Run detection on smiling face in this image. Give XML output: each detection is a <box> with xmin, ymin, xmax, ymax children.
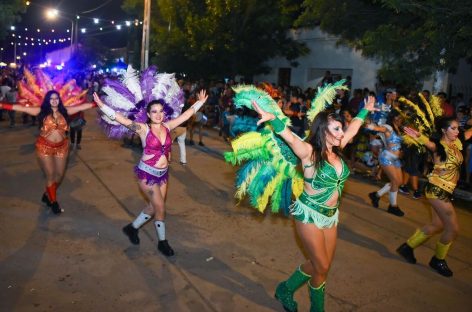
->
<box><xmin>147</xmin><ymin>103</ymin><xmax>165</xmax><ymax>124</ymax></box>
<box><xmin>325</xmin><ymin>119</ymin><xmax>344</xmax><ymax>147</ymax></box>
<box><xmin>49</xmin><ymin>92</ymin><xmax>60</xmax><ymax>108</ymax></box>
<box><xmin>442</xmin><ymin>120</ymin><xmax>460</xmax><ymax>141</ymax></box>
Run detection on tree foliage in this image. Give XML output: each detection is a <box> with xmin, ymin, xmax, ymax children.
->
<box><xmin>297</xmin><ymin>0</ymin><xmax>472</xmax><ymax>86</ymax></box>
<box><xmin>0</xmin><ymin>0</ymin><xmax>26</xmax><ymax>39</ymax></box>
<box><xmin>123</xmin><ymin>0</ymin><xmax>307</xmax><ymax>79</ymax></box>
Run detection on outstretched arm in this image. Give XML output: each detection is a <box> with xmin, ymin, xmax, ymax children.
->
<box><xmin>66</xmin><ymin>102</ymin><xmax>97</xmax><ymax>115</ymax></box>
<box><xmin>166</xmin><ymin>89</ymin><xmax>208</xmax><ymax>130</ymax></box>
<box><xmin>404</xmin><ymin>126</ymin><xmax>437</xmax><ymax>152</ymax></box>
<box><xmin>0</xmin><ymin>103</ymin><xmax>40</xmax><ymax>116</ymax></box>
<box><xmin>93</xmin><ymin>93</ymin><xmax>146</xmax><ymax>135</ymax></box>
<box><xmin>340</xmin><ymin>95</ymin><xmax>376</xmax><ymax>148</ymax></box>
<box><xmin>252</xmin><ymin>101</ymin><xmax>312</xmax><ymax>161</ymax></box>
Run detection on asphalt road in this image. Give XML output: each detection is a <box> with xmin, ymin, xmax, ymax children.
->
<box><xmin>1</xmin><ymin>111</ymin><xmax>471</xmax><ymax>311</ymax></box>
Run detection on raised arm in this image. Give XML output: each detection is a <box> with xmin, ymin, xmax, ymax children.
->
<box><xmin>252</xmin><ymin>101</ymin><xmax>312</xmax><ymax>161</ymax></box>
<box><xmin>66</xmin><ymin>102</ymin><xmax>97</xmax><ymax>115</ymax></box>
<box><xmin>0</xmin><ymin>103</ymin><xmax>40</xmax><ymax>116</ymax></box>
<box><xmin>404</xmin><ymin>126</ymin><xmax>437</xmax><ymax>152</ymax></box>
<box><xmin>340</xmin><ymin>95</ymin><xmax>376</xmax><ymax>148</ymax></box>
<box><xmin>93</xmin><ymin>92</ymin><xmax>146</xmax><ymax>135</ymax></box>
<box><xmin>166</xmin><ymin>89</ymin><xmax>208</xmax><ymax>130</ymax></box>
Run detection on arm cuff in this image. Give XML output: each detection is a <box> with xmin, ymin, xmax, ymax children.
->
<box><xmin>270</xmin><ymin>117</ymin><xmax>286</xmax><ymax>134</ymax></box>
<box><xmin>354</xmin><ymin>108</ymin><xmax>369</xmax><ymax>122</ymax></box>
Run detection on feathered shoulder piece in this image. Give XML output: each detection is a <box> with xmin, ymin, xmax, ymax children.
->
<box><xmin>232</xmin><ymin>85</ymin><xmax>291</xmax><ymax>127</ymax></box>
<box><xmin>397</xmin><ymin>93</ymin><xmax>443</xmax><ymax>149</ymax></box>
<box><xmin>99</xmin><ymin>65</ymin><xmax>184</xmax><ymax>139</ymax></box>
<box><xmin>225</xmin><ymin>84</ymin><xmax>304</xmax><ymax>215</ymax></box>
<box><xmin>18</xmin><ymin>68</ymin><xmax>86</xmax><ymax>107</ymax></box>
<box><xmin>224</xmin><ymin>127</ymin><xmax>303</xmax><ymax>214</ymax></box>
<box><xmin>307</xmin><ymin>79</ymin><xmax>348</xmax><ymax>123</ymax></box>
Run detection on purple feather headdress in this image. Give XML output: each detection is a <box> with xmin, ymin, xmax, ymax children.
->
<box><xmin>98</xmin><ymin>65</ymin><xmax>184</xmax><ymax>139</ymax></box>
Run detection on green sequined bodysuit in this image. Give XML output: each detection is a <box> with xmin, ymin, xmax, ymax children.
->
<box><xmin>291</xmin><ymin>159</ymin><xmax>350</xmax><ymax>228</ymax></box>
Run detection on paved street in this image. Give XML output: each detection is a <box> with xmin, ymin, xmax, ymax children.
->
<box><xmin>1</xmin><ymin>111</ymin><xmax>471</xmax><ymax>312</ymax></box>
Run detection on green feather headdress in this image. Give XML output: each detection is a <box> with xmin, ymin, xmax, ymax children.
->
<box><xmin>307</xmin><ymin>79</ymin><xmax>349</xmax><ymax>123</ymax></box>
<box><xmin>232</xmin><ymin>85</ymin><xmax>291</xmax><ymax>126</ymax></box>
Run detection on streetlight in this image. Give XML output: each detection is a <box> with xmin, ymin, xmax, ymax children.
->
<box><xmin>45</xmin><ymin>8</ymin><xmax>76</xmax><ymax>55</ymax></box>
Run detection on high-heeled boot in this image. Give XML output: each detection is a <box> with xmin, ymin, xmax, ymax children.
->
<box><xmin>274</xmin><ymin>265</ymin><xmax>311</xmax><ymax>312</ymax></box>
<box><xmin>308</xmin><ymin>281</ymin><xmax>325</xmax><ymax>312</ymax></box>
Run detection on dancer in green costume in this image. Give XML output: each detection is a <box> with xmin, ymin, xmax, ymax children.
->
<box><xmin>251</xmin><ymin>95</ymin><xmax>375</xmax><ymax>312</ymax></box>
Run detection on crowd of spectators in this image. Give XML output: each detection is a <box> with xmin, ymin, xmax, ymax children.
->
<box><xmin>2</xmin><ymin>67</ymin><xmax>472</xmax><ymax>191</ymax></box>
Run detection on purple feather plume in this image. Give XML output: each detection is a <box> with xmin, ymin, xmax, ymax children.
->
<box><xmin>140</xmin><ymin>66</ymin><xmax>157</xmax><ymax>104</ymax></box>
<box><xmin>104</xmin><ymin>78</ymin><xmax>136</xmax><ymax>104</ymax></box>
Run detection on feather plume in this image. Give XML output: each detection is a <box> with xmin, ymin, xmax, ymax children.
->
<box><xmin>307</xmin><ymin>80</ymin><xmax>348</xmax><ymax>122</ymax></box>
<box><xmin>429</xmin><ymin>95</ymin><xmax>443</xmax><ymax>117</ymax></box>
<box><xmin>140</xmin><ymin>66</ymin><xmax>157</xmax><ymax>104</ymax></box>
<box><xmin>398</xmin><ymin>96</ymin><xmax>431</xmax><ymax>131</ymax></box>
<box><xmin>101</xmin><ymin>86</ymin><xmax>136</xmax><ymax>110</ymax></box>
<box><xmin>121</xmin><ymin>65</ymin><xmax>143</xmax><ymax>102</ymax></box>
<box><xmin>153</xmin><ymin>73</ymin><xmax>184</xmax><ymax>119</ymax></box>
<box><xmin>418</xmin><ymin>93</ymin><xmax>435</xmax><ymax>125</ymax></box>
<box><xmin>232</xmin><ymin>85</ymin><xmax>290</xmax><ymax>125</ymax></box>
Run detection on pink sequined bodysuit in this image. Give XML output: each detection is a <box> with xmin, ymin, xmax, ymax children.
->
<box><xmin>141</xmin><ymin>125</ymin><xmax>172</xmax><ymax>166</ymax></box>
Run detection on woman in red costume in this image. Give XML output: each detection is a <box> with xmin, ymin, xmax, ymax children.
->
<box><xmin>0</xmin><ymin>90</ymin><xmax>96</xmax><ymax>214</ymax></box>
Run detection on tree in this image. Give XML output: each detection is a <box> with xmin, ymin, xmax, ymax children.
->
<box><xmin>0</xmin><ymin>0</ymin><xmax>26</xmax><ymax>39</ymax></box>
<box><xmin>297</xmin><ymin>0</ymin><xmax>472</xmax><ymax>87</ymax></box>
<box><xmin>122</xmin><ymin>0</ymin><xmax>307</xmax><ymax>80</ymax></box>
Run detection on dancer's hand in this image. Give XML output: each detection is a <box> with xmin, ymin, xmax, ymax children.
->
<box><xmin>363</xmin><ymin>95</ymin><xmax>376</xmax><ymax>111</ymax></box>
<box><xmin>93</xmin><ymin>92</ymin><xmax>105</xmax><ymax>108</ymax></box>
<box><xmin>252</xmin><ymin>100</ymin><xmax>275</xmax><ymax>126</ymax></box>
<box><xmin>403</xmin><ymin>126</ymin><xmax>420</xmax><ymax>138</ymax></box>
<box><xmin>191</xmin><ymin>89</ymin><xmax>208</xmax><ymax>113</ymax></box>
<box><xmin>196</xmin><ymin>89</ymin><xmax>208</xmax><ymax>103</ymax></box>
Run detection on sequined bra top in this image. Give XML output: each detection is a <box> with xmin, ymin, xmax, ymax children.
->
<box><xmin>141</xmin><ymin>125</ymin><xmax>172</xmax><ymax>165</ymax></box>
<box><xmin>39</xmin><ymin>114</ymin><xmax>69</xmax><ymax>138</ymax></box>
<box><xmin>428</xmin><ymin>139</ymin><xmax>463</xmax><ymax>193</ymax></box>
<box><xmin>303</xmin><ymin>159</ymin><xmax>350</xmax><ymax>208</ymax></box>
<box><xmin>386</xmin><ymin>127</ymin><xmax>403</xmax><ymax>152</ymax></box>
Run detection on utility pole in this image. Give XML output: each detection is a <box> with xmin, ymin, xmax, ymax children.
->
<box><xmin>140</xmin><ymin>0</ymin><xmax>151</xmax><ymax>70</ymax></box>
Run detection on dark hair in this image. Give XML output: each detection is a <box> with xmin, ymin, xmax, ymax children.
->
<box><xmin>307</xmin><ymin>111</ymin><xmax>343</xmax><ymax>169</ymax></box>
<box><xmin>38</xmin><ymin>90</ymin><xmax>68</xmax><ymax>127</ymax></box>
<box><xmin>386</xmin><ymin>110</ymin><xmax>402</xmax><ymax>133</ymax></box>
<box><xmin>146</xmin><ymin>99</ymin><xmax>173</xmax><ymax>123</ymax></box>
<box><xmin>431</xmin><ymin>116</ymin><xmax>457</xmax><ymax>162</ymax></box>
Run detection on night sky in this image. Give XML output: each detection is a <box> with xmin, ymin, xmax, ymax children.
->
<box><xmin>2</xmin><ymin>0</ymin><xmax>137</xmax><ymax>62</ymax></box>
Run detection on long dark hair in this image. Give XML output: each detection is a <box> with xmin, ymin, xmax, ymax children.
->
<box><xmin>386</xmin><ymin>110</ymin><xmax>402</xmax><ymax>134</ymax></box>
<box><xmin>431</xmin><ymin>116</ymin><xmax>457</xmax><ymax>162</ymax></box>
<box><xmin>307</xmin><ymin>111</ymin><xmax>343</xmax><ymax>169</ymax></box>
<box><xmin>37</xmin><ymin>90</ymin><xmax>68</xmax><ymax>126</ymax></box>
<box><xmin>146</xmin><ymin>99</ymin><xmax>174</xmax><ymax>123</ymax></box>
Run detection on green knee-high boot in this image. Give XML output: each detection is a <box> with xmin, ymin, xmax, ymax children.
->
<box><xmin>308</xmin><ymin>281</ymin><xmax>325</xmax><ymax>312</ymax></box>
<box><xmin>275</xmin><ymin>265</ymin><xmax>311</xmax><ymax>312</ymax></box>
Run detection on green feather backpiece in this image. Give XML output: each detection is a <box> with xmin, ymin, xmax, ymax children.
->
<box><xmin>307</xmin><ymin>79</ymin><xmax>349</xmax><ymax>123</ymax></box>
<box><xmin>232</xmin><ymin>85</ymin><xmax>291</xmax><ymax>126</ymax></box>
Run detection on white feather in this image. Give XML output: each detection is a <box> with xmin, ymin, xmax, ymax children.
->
<box><xmin>121</xmin><ymin>65</ymin><xmax>143</xmax><ymax>102</ymax></box>
<box><xmin>102</xmin><ymin>86</ymin><xmax>135</xmax><ymax>111</ymax></box>
<box><xmin>152</xmin><ymin>73</ymin><xmax>174</xmax><ymax>100</ymax></box>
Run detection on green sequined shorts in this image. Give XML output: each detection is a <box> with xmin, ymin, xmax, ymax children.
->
<box><xmin>425</xmin><ymin>183</ymin><xmax>452</xmax><ymax>202</ymax></box>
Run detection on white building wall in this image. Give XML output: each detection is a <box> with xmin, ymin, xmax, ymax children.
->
<box><xmin>254</xmin><ymin>28</ymin><xmax>382</xmax><ymax>91</ymax></box>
